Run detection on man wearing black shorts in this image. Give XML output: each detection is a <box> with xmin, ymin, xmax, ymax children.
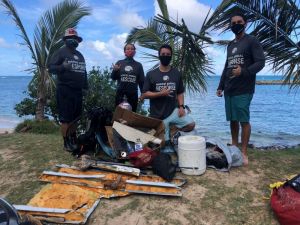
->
<box><xmin>48</xmin><ymin>28</ymin><xmax>88</xmax><ymax>151</ymax></box>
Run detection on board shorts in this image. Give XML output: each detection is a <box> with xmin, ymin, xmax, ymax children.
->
<box><xmin>225</xmin><ymin>94</ymin><xmax>253</xmax><ymax>122</ymax></box>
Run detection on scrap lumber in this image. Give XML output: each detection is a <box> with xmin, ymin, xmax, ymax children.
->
<box><xmin>112</xmin><ymin>121</ymin><xmax>162</xmax><ymax>145</ymax></box>
<box><xmin>74</xmin><ymin>155</ymin><xmax>140</xmax><ymax>176</ymax></box>
<box><xmin>42</xmin><ymin>166</ymin><xmax>185</xmax><ymax>197</ymax></box>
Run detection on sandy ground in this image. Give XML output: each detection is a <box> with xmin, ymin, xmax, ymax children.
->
<box><xmin>0</xmin><ymin>128</ymin><xmax>13</xmax><ymax>134</ymax></box>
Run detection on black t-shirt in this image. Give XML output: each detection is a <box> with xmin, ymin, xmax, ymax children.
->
<box><xmin>143</xmin><ymin>67</ymin><xmax>184</xmax><ymax>120</ymax></box>
<box><xmin>111</xmin><ymin>58</ymin><xmax>144</xmax><ymax>95</ymax></box>
<box><xmin>48</xmin><ymin>47</ymin><xmax>88</xmax><ymax>89</ymax></box>
<box><xmin>218</xmin><ymin>34</ymin><xmax>265</xmax><ymax>96</ymax></box>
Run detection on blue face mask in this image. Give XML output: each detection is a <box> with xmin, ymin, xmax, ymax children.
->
<box><xmin>65</xmin><ymin>39</ymin><xmax>79</xmax><ymax>48</ymax></box>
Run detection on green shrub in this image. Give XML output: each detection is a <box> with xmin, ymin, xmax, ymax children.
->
<box><xmin>15</xmin><ymin>119</ymin><xmax>59</xmax><ymax>134</ymax></box>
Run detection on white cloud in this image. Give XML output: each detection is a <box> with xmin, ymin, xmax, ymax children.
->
<box><xmin>118</xmin><ymin>12</ymin><xmax>146</xmax><ymax>29</ymax></box>
<box><xmin>78</xmin><ymin>33</ymin><xmax>128</xmax><ymax>70</ymax></box>
<box><xmin>154</xmin><ymin>0</ymin><xmax>212</xmax><ymax>32</ymax></box>
<box><xmin>0</xmin><ymin>38</ymin><xmax>10</xmax><ymax>48</ymax></box>
<box><xmin>0</xmin><ymin>37</ymin><xmax>19</xmax><ymax>49</ymax></box>
<box><xmin>89</xmin><ymin>0</ymin><xmax>147</xmax><ymax>31</ymax></box>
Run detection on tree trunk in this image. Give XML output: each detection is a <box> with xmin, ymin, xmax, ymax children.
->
<box><xmin>35</xmin><ymin>69</ymin><xmax>47</xmax><ymax>121</ymax></box>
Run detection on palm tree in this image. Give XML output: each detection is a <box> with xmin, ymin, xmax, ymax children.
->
<box><xmin>1</xmin><ymin>0</ymin><xmax>91</xmax><ymax>120</ymax></box>
<box><xmin>206</xmin><ymin>0</ymin><xmax>300</xmax><ymax>88</ymax></box>
<box><xmin>126</xmin><ymin>0</ymin><xmax>213</xmax><ymax>92</ymax></box>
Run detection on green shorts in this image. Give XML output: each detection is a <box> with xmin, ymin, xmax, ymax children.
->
<box><xmin>225</xmin><ymin>94</ymin><xmax>253</xmax><ymax>122</ymax></box>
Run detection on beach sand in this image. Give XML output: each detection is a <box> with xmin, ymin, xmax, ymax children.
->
<box><xmin>0</xmin><ymin>127</ymin><xmax>14</xmax><ymax>134</ymax></box>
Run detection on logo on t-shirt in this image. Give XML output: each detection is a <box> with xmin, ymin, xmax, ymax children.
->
<box><xmin>232</xmin><ymin>47</ymin><xmax>237</xmax><ymax>54</ymax></box>
<box><xmin>125</xmin><ymin>66</ymin><xmax>133</xmax><ymax>72</ymax></box>
<box><xmin>73</xmin><ymin>55</ymin><xmax>79</xmax><ymax>60</ymax></box>
<box><xmin>163</xmin><ymin>75</ymin><xmax>170</xmax><ymax>82</ymax></box>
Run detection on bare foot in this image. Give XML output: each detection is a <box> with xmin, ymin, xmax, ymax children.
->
<box><xmin>242</xmin><ymin>154</ymin><xmax>249</xmax><ymax>166</ymax></box>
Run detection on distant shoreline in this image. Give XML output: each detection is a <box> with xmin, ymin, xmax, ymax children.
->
<box><xmin>0</xmin><ymin>128</ymin><xmax>14</xmax><ymax>134</ymax></box>
<box><xmin>256</xmin><ymin>80</ymin><xmax>293</xmax><ymax>85</ymax></box>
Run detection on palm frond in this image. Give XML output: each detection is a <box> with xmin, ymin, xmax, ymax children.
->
<box><xmin>1</xmin><ymin>0</ymin><xmax>37</xmax><ymax>63</ymax></box>
<box><xmin>207</xmin><ymin>0</ymin><xmax>300</xmax><ymax>88</ymax></box>
<box><xmin>35</xmin><ymin>0</ymin><xmax>91</xmax><ymax>66</ymax></box>
<box><xmin>153</xmin><ymin>15</ymin><xmax>214</xmax><ymax>92</ymax></box>
<box><xmin>127</xmin><ymin>18</ymin><xmax>169</xmax><ymax>51</ymax></box>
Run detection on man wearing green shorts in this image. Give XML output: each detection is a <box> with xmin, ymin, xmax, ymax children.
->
<box><xmin>216</xmin><ymin>12</ymin><xmax>265</xmax><ymax>165</ymax></box>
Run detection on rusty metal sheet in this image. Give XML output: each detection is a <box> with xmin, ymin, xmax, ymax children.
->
<box><xmin>17</xmin><ymin>183</ymin><xmax>101</xmax><ymax>224</ymax></box>
<box><xmin>45</xmin><ymin>167</ymin><xmax>185</xmax><ymax>197</ymax></box>
<box><xmin>56</xmin><ymin>164</ymin><xmax>186</xmax><ymax>187</ymax></box>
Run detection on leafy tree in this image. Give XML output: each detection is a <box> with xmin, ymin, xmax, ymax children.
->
<box><xmin>15</xmin><ymin>67</ymin><xmax>118</xmax><ymax>122</ymax></box>
<box><xmin>83</xmin><ymin>67</ymin><xmax>117</xmax><ymax>113</ymax></box>
<box><xmin>15</xmin><ymin>71</ymin><xmax>58</xmax><ymax>121</ymax></box>
<box><xmin>204</xmin><ymin>0</ymin><xmax>300</xmax><ymax>88</ymax></box>
<box><xmin>126</xmin><ymin>0</ymin><xmax>213</xmax><ymax>92</ymax></box>
<box><xmin>1</xmin><ymin>0</ymin><xmax>91</xmax><ymax>120</ymax></box>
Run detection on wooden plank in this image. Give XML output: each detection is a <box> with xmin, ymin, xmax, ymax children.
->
<box><xmin>113</xmin><ymin>121</ymin><xmax>162</xmax><ymax>145</ymax></box>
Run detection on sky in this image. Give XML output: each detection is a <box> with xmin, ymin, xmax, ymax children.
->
<box><xmin>0</xmin><ymin>0</ymin><xmax>274</xmax><ymax>76</ymax></box>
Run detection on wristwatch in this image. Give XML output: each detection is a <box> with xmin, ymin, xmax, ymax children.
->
<box><xmin>179</xmin><ymin>105</ymin><xmax>185</xmax><ymax>109</ymax></box>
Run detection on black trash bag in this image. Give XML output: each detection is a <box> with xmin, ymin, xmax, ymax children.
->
<box><xmin>206</xmin><ymin>146</ymin><xmax>228</xmax><ymax>169</ymax></box>
<box><xmin>112</xmin><ymin>128</ymin><xmax>134</xmax><ymax>159</ymax></box>
<box><xmin>67</xmin><ymin>107</ymin><xmax>112</xmax><ymax>157</ymax></box>
<box><xmin>284</xmin><ymin>174</ymin><xmax>300</xmax><ymax>193</ymax></box>
<box><xmin>152</xmin><ymin>153</ymin><xmax>176</xmax><ymax>182</ymax></box>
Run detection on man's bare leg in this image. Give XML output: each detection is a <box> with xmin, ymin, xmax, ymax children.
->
<box><xmin>230</xmin><ymin>121</ymin><xmax>239</xmax><ymax>146</ymax></box>
<box><xmin>180</xmin><ymin>122</ymin><xmax>195</xmax><ymax>132</ymax></box>
<box><xmin>61</xmin><ymin>123</ymin><xmax>71</xmax><ymax>151</ymax></box>
<box><xmin>241</xmin><ymin>122</ymin><xmax>251</xmax><ymax>165</ymax></box>
<box><xmin>61</xmin><ymin>123</ymin><xmax>69</xmax><ymax>138</ymax></box>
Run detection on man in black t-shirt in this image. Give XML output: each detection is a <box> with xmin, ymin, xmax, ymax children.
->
<box><xmin>111</xmin><ymin>43</ymin><xmax>144</xmax><ymax>112</ymax></box>
<box><xmin>216</xmin><ymin>12</ymin><xmax>265</xmax><ymax>165</ymax></box>
<box><xmin>48</xmin><ymin>28</ymin><xmax>88</xmax><ymax>152</ymax></box>
<box><xmin>142</xmin><ymin>44</ymin><xmax>195</xmax><ymax>152</ymax></box>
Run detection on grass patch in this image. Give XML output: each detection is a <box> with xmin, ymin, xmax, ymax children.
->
<box><xmin>15</xmin><ymin>119</ymin><xmax>59</xmax><ymax>134</ymax></box>
<box><xmin>0</xmin><ymin>133</ymin><xmax>76</xmax><ymax>204</ymax></box>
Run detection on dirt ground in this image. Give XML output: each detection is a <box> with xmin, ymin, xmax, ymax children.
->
<box><xmin>1</xmin><ymin>133</ymin><xmax>300</xmax><ymax>225</ymax></box>
<box><xmin>87</xmin><ymin>162</ymin><xmax>278</xmax><ymax>225</ymax></box>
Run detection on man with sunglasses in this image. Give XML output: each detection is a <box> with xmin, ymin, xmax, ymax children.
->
<box><xmin>216</xmin><ymin>12</ymin><xmax>265</xmax><ymax>165</ymax></box>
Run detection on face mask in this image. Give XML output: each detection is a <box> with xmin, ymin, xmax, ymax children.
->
<box><xmin>159</xmin><ymin>55</ymin><xmax>172</xmax><ymax>66</ymax></box>
<box><xmin>231</xmin><ymin>23</ymin><xmax>245</xmax><ymax>35</ymax></box>
<box><xmin>65</xmin><ymin>39</ymin><xmax>79</xmax><ymax>48</ymax></box>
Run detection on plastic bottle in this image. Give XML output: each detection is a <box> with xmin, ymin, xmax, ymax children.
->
<box><xmin>134</xmin><ymin>138</ymin><xmax>143</xmax><ymax>152</ymax></box>
<box><xmin>118</xmin><ymin>95</ymin><xmax>132</xmax><ymax>111</ymax></box>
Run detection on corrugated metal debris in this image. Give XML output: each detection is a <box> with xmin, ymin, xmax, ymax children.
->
<box><xmin>16</xmin><ymin>162</ymin><xmax>186</xmax><ymax>224</ymax></box>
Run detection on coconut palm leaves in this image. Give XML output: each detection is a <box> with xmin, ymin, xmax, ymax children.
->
<box><xmin>154</xmin><ymin>15</ymin><xmax>213</xmax><ymax>92</ymax></box>
<box><xmin>207</xmin><ymin>0</ymin><xmax>300</xmax><ymax>88</ymax></box>
<box><xmin>126</xmin><ymin>0</ymin><xmax>212</xmax><ymax>92</ymax></box>
<box><xmin>1</xmin><ymin>0</ymin><xmax>91</xmax><ymax>119</ymax></box>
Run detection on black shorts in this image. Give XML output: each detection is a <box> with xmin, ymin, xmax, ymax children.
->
<box><xmin>56</xmin><ymin>85</ymin><xmax>83</xmax><ymax>123</ymax></box>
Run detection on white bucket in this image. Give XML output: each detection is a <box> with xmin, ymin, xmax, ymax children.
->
<box><xmin>178</xmin><ymin>135</ymin><xmax>206</xmax><ymax>175</ymax></box>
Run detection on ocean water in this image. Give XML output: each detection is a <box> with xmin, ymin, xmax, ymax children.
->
<box><xmin>0</xmin><ymin>75</ymin><xmax>300</xmax><ymax>147</ymax></box>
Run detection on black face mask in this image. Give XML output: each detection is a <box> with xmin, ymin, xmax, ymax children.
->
<box><xmin>231</xmin><ymin>23</ymin><xmax>245</xmax><ymax>35</ymax></box>
<box><xmin>65</xmin><ymin>39</ymin><xmax>79</xmax><ymax>49</ymax></box>
<box><xmin>159</xmin><ymin>55</ymin><xmax>172</xmax><ymax>66</ymax></box>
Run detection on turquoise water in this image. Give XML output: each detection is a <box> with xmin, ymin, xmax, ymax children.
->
<box><xmin>1</xmin><ymin>75</ymin><xmax>300</xmax><ymax>147</ymax></box>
